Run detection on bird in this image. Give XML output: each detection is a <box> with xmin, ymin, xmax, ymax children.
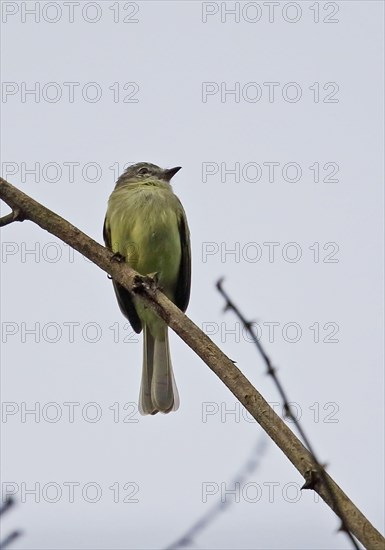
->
<box><xmin>103</xmin><ymin>162</ymin><xmax>191</xmax><ymax>415</ymax></box>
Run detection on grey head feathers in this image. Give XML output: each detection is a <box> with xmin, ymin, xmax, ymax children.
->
<box><xmin>115</xmin><ymin>162</ymin><xmax>181</xmax><ymax>188</ymax></box>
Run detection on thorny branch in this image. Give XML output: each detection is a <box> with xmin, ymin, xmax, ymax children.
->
<box><xmin>217</xmin><ymin>278</ymin><xmax>360</xmax><ymax>549</ymax></box>
<box><xmin>0</xmin><ymin>177</ymin><xmax>384</xmax><ymax>550</ymax></box>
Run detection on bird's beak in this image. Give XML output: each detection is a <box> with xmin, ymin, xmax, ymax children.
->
<box><xmin>164</xmin><ymin>166</ymin><xmax>182</xmax><ymax>181</ymax></box>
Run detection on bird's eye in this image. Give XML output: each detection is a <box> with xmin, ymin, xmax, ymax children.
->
<box><xmin>138</xmin><ymin>167</ymin><xmax>149</xmax><ymax>175</ymax></box>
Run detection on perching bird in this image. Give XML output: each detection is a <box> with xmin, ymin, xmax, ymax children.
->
<box><xmin>103</xmin><ymin>162</ymin><xmax>191</xmax><ymax>415</ymax></box>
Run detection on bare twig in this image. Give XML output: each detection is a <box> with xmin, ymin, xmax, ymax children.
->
<box><xmin>0</xmin><ymin>531</ymin><xmax>22</xmax><ymax>550</ymax></box>
<box><xmin>0</xmin><ymin>497</ymin><xmax>22</xmax><ymax>549</ymax></box>
<box><xmin>217</xmin><ymin>278</ymin><xmax>361</xmax><ymax>548</ymax></box>
<box><xmin>0</xmin><ymin>177</ymin><xmax>384</xmax><ymax>550</ymax></box>
<box><xmin>0</xmin><ymin>208</ymin><xmax>24</xmax><ymax>227</ymax></box>
<box><xmin>0</xmin><ymin>496</ymin><xmax>14</xmax><ymax>516</ymax></box>
<box><xmin>166</xmin><ymin>436</ymin><xmax>268</xmax><ymax>549</ymax></box>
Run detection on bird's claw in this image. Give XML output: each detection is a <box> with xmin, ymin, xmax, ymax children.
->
<box><xmin>146</xmin><ymin>272</ymin><xmax>160</xmax><ymax>285</ymax></box>
<box><xmin>133</xmin><ymin>272</ymin><xmax>160</xmax><ymax>294</ymax></box>
<box><xmin>111</xmin><ymin>252</ymin><xmax>125</xmax><ymax>263</ymax></box>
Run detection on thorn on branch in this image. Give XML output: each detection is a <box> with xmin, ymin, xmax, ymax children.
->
<box><xmin>216</xmin><ymin>277</ymin><xmax>225</xmax><ymax>291</ymax></box>
<box><xmin>0</xmin><ymin>208</ymin><xmax>25</xmax><ymax>227</ymax></box>
<box><xmin>301</xmin><ymin>468</ymin><xmax>321</xmax><ymax>490</ymax></box>
<box><xmin>283</xmin><ymin>403</ymin><xmax>292</xmax><ymax>420</ymax></box>
<box><xmin>265</xmin><ymin>364</ymin><xmax>276</xmax><ymax>376</ymax></box>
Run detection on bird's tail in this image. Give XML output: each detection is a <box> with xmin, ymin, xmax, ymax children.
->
<box><xmin>139</xmin><ymin>324</ymin><xmax>179</xmax><ymax>415</ymax></box>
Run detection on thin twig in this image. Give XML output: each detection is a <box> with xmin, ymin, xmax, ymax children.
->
<box><xmin>0</xmin><ymin>497</ymin><xmax>22</xmax><ymax>549</ymax></box>
<box><xmin>216</xmin><ymin>278</ymin><xmax>360</xmax><ymax>549</ymax></box>
<box><xmin>0</xmin><ymin>496</ymin><xmax>15</xmax><ymax>516</ymax></box>
<box><xmin>0</xmin><ymin>177</ymin><xmax>383</xmax><ymax>550</ymax></box>
<box><xmin>0</xmin><ymin>208</ymin><xmax>24</xmax><ymax>227</ymax></box>
<box><xmin>0</xmin><ymin>531</ymin><xmax>22</xmax><ymax>550</ymax></box>
<box><xmin>166</xmin><ymin>436</ymin><xmax>268</xmax><ymax>549</ymax></box>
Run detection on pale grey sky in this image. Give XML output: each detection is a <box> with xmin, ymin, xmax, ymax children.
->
<box><xmin>1</xmin><ymin>1</ymin><xmax>384</xmax><ymax>549</ymax></box>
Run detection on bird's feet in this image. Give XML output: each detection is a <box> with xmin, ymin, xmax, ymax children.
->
<box><xmin>133</xmin><ymin>272</ymin><xmax>160</xmax><ymax>294</ymax></box>
<box><xmin>107</xmin><ymin>252</ymin><xmax>125</xmax><ymax>279</ymax></box>
<box><xmin>146</xmin><ymin>272</ymin><xmax>160</xmax><ymax>285</ymax></box>
<box><xmin>112</xmin><ymin>252</ymin><xmax>125</xmax><ymax>263</ymax></box>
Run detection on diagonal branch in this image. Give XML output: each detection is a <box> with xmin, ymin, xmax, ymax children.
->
<box><xmin>0</xmin><ymin>177</ymin><xmax>383</xmax><ymax>550</ymax></box>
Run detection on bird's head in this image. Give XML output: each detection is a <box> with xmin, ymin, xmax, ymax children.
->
<box><xmin>116</xmin><ymin>162</ymin><xmax>182</xmax><ymax>187</ymax></box>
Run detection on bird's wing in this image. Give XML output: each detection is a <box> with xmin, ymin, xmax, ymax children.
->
<box><xmin>174</xmin><ymin>207</ymin><xmax>191</xmax><ymax>313</ymax></box>
<box><xmin>103</xmin><ymin>216</ymin><xmax>142</xmax><ymax>334</ymax></box>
